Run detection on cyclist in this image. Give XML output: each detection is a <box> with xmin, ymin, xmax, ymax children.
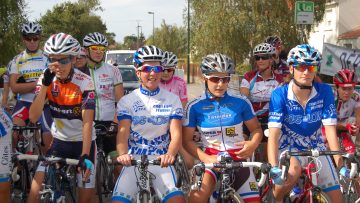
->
<box><xmin>112</xmin><ymin>45</ymin><xmax>185</xmax><ymax>203</ymax></box>
<box><xmin>264</xmin><ymin>35</ymin><xmax>288</xmax><ymax>77</ymax></box>
<box><xmin>74</xmin><ymin>47</ymin><xmax>88</xmax><ymax>72</ymax></box>
<box><xmin>82</xmin><ymin>32</ymin><xmax>124</xmax><ymax>156</ymax></box>
<box><xmin>28</xmin><ymin>33</ymin><xmax>96</xmax><ymax>203</ymax></box>
<box><xmin>332</xmin><ymin>69</ymin><xmax>360</xmax><ymax>153</ymax></box>
<box><xmin>9</xmin><ymin>21</ymin><xmax>53</xmax><ymax>151</ymax></box>
<box><xmin>183</xmin><ymin>53</ymin><xmax>263</xmax><ymax>203</ymax></box>
<box><xmin>267</xmin><ymin>44</ymin><xmax>346</xmax><ymax>202</ymax></box>
<box><xmin>0</xmin><ymin>101</ymin><xmax>13</xmax><ymax>203</ymax></box>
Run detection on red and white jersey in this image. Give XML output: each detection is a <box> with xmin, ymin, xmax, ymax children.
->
<box><xmin>159</xmin><ymin>76</ymin><xmax>188</xmax><ymax>103</ymax></box>
<box><xmin>240</xmin><ymin>70</ymin><xmax>283</xmax><ymax>117</ymax></box>
<box><xmin>336</xmin><ymin>91</ymin><xmax>360</xmax><ymax>124</ymax></box>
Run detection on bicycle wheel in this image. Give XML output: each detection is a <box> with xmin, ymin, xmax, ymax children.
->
<box><xmin>138</xmin><ymin>190</ymin><xmax>150</xmax><ymax>203</ymax></box>
<box><xmin>96</xmin><ymin>154</ymin><xmax>108</xmax><ymax>203</ymax></box>
<box><xmin>300</xmin><ymin>190</ymin><xmax>331</xmax><ymax>203</ymax></box>
<box><xmin>40</xmin><ymin>193</ymin><xmax>51</xmax><ymax>203</ymax></box>
<box><xmin>20</xmin><ymin>162</ymin><xmax>31</xmax><ymax>203</ymax></box>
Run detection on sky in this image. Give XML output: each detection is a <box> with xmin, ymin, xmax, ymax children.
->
<box><xmin>25</xmin><ymin>0</ymin><xmax>186</xmax><ymax>42</ymax></box>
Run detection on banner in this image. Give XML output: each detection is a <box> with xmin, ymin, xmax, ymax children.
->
<box><xmin>320</xmin><ymin>43</ymin><xmax>360</xmax><ymax>77</ymax></box>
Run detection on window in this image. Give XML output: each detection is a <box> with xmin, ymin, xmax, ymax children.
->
<box><xmin>344</xmin><ymin>43</ymin><xmax>352</xmax><ymax>49</ymax></box>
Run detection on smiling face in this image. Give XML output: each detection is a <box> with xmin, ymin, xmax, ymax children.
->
<box><xmin>161</xmin><ymin>67</ymin><xmax>175</xmax><ymax>81</ymax></box>
<box><xmin>136</xmin><ymin>61</ymin><xmax>163</xmax><ymax>91</ymax></box>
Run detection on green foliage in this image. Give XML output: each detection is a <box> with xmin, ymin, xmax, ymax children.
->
<box><xmin>190</xmin><ymin>0</ymin><xmax>327</xmax><ymax>65</ymax></box>
<box><xmin>146</xmin><ymin>20</ymin><xmax>187</xmax><ymax>58</ymax></box>
<box><xmin>0</xmin><ymin>0</ymin><xmax>26</xmax><ymax>65</ymax></box>
<box><xmin>39</xmin><ymin>0</ymin><xmax>114</xmax><ymax>45</ymax></box>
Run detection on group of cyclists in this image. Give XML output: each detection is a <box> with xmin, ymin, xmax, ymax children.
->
<box><xmin>0</xmin><ymin>21</ymin><xmax>359</xmax><ymax>203</ymax></box>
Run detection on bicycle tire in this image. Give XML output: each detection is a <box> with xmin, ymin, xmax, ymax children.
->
<box><xmin>40</xmin><ymin>193</ymin><xmax>51</xmax><ymax>203</ymax></box>
<box><xmin>139</xmin><ymin>190</ymin><xmax>150</xmax><ymax>203</ymax></box>
<box><xmin>20</xmin><ymin>162</ymin><xmax>31</xmax><ymax>203</ymax></box>
<box><xmin>96</xmin><ymin>154</ymin><xmax>106</xmax><ymax>203</ymax></box>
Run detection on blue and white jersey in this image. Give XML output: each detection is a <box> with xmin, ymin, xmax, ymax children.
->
<box><xmin>117</xmin><ymin>85</ymin><xmax>183</xmax><ymax>155</ymax></box>
<box><xmin>183</xmin><ymin>91</ymin><xmax>255</xmax><ymax>153</ymax></box>
<box><xmin>268</xmin><ymin>80</ymin><xmax>337</xmax><ymax>151</ymax></box>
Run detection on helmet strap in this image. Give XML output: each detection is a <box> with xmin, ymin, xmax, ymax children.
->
<box><xmin>57</xmin><ymin>68</ymin><xmax>74</xmax><ymax>84</ymax></box>
<box><xmin>293</xmin><ymin>78</ymin><xmax>313</xmax><ymax>90</ymax></box>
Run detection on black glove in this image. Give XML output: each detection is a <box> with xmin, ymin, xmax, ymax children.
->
<box><xmin>42</xmin><ymin>68</ymin><xmax>55</xmax><ymax>86</ymax></box>
<box><xmin>16</xmin><ymin>76</ymin><xmax>26</xmax><ymax>83</ymax></box>
<box><xmin>108</xmin><ymin>121</ymin><xmax>118</xmax><ymax>135</ymax></box>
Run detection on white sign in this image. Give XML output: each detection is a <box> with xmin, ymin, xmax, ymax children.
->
<box><xmin>295</xmin><ymin>1</ymin><xmax>314</xmax><ymax>25</ymax></box>
<box><xmin>320</xmin><ymin>43</ymin><xmax>360</xmax><ymax>78</ymax></box>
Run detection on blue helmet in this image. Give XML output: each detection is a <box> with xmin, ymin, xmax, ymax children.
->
<box><xmin>287</xmin><ymin>44</ymin><xmax>321</xmax><ymax>66</ymax></box>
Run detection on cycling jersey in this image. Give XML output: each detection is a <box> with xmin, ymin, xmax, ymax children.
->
<box><xmin>268</xmin><ymin>80</ymin><xmax>337</xmax><ymax>151</ymax></box>
<box><xmin>273</xmin><ymin>59</ymin><xmax>289</xmax><ymax>77</ymax></box>
<box><xmin>36</xmin><ymin>68</ymin><xmax>96</xmax><ymax>141</ymax></box>
<box><xmin>160</xmin><ymin>75</ymin><xmax>188</xmax><ymax>102</ymax></box>
<box><xmin>240</xmin><ymin>70</ymin><xmax>283</xmax><ymax>117</ymax></box>
<box><xmin>9</xmin><ymin>50</ymin><xmax>48</xmax><ymax>102</ymax></box>
<box><xmin>83</xmin><ymin>62</ymin><xmax>123</xmax><ymax>121</ymax></box>
<box><xmin>116</xmin><ymin>85</ymin><xmax>183</xmax><ymax>155</ymax></box>
<box><xmin>335</xmin><ymin>91</ymin><xmax>360</xmax><ymax>124</ymax></box>
<box><xmin>183</xmin><ymin>91</ymin><xmax>255</xmax><ymax>156</ymax></box>
<box><xmin>0</xmin><ymin>107</ymin><xmax>13</xmax><ymax>182</ymax></box>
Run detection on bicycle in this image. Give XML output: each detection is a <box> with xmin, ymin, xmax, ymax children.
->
<box><xmin>13</xmin><ymin>154</ymin><xmax>79</xmax><ymax>203</ymax></box>
<box><xmin>190</xmin><ymin>155</ymin><xmax>270</xmax><ymax>203</ymax></box>
<box><xmin>11</xmin><ymin>123</ymin><xmax>42</xmax><ymax>202</ymax></box>
<box><xmin>279</xmin><ymin>149</ymin><xmax>345</xmax><ymax>203</ymax></box>
<box><xmin>340</xmin><ymin>151</ymin><xmax>360</xmax><ymax>203</ymax></box>
<box><xmin>111</xmin><ymin>154</ymin><xmax>183</xmax><ymax>203</ymax></box>
<box><xmin>94</xmin><ymin>123</ymin><xmax>117</xmax><ymax>203</ymax></box>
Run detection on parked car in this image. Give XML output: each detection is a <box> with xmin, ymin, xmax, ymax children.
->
<box><xmin>106</xmin><ymin>50</ymin><xmax>139</xmax><ymax>95</ymax></box>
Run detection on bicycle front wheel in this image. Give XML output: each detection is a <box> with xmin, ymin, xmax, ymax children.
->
<box><xmin>96</xmin><ymin>154</ymin><xmax>106</xmax><ymax>203</ymax></box>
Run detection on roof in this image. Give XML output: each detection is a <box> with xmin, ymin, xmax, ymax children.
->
<box><xmin>338</xmin><ymin>27</ymin><xmax>360</xmax><ymax>40</ymax></box>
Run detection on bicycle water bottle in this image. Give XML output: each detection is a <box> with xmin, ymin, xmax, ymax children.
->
<box><xmin>289</xmin><ymin>186</ymin><xmax>302</xmax><ymax>201</ymax></box>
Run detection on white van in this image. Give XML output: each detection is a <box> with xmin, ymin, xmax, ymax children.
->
<box><xmin>105</xmin><ymin>50</ymin><xmax>136</xmax><ymax>67</ymax></box>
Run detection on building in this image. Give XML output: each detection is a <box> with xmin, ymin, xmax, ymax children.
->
<box><xmin>308</xmin><ymin>0</ymin><xmax>360</xmax><ymax>51</ymax></box>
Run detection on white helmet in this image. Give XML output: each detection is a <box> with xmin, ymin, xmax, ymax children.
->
<box><xmin>200</xmin><ymin>53</ymin><xmax>235</xmax><ymax>75</ymax></box>
<box><xmin>133</xmin><ymin>45</ymin><xmax>164</xmax><ymax>68</ymax></box>
<box><xmin>83</xmin><ymin>32</ymin><xmax>108</xmax><ymax>47</ymax></box>
<box><xmin>162</xmin><ymin>51</ymin><xmax>178</xmax><ymax>68</ymax></box>
<box><xmin>253</xmin><ymin>43</ymin><xmax>276</xmax><ymax>55</ymax></box>
<box><xmin>21</xmin><ymin>22</ymin><xmax>42</xmax><ymax>36</ymax></box>
<box><xmin>44</xmin><ymin>33</ymin><xmax>80</xmax><ymax>56</ymax></box>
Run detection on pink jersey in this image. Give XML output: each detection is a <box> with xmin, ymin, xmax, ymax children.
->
<box><xmin>160</xmin><ymin>76</ymin><xmax>188</xmax><ymax>102</ymax></box>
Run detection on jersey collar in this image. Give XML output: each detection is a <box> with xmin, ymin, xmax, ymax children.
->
<box><xmin>87</xmin><ymin>62</ymin><xmax>103</xmax><ymax>70</ymax></box>
<box><xmin>287</xmin><ymin>80</ymin><xmax>317</xmax><ymax>102</ymax></box>
<box><xmin>140</xmin><ymin>85</ymin><xmax>160</xmax><ymax>96</ymax></box>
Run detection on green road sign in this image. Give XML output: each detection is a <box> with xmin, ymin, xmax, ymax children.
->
<box><xmin>295</xmin><ymin>1</ymin><xmax>315</xmax><ymax>25</ymax></box>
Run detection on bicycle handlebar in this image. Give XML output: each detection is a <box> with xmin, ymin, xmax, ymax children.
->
<box><xmin>13</xmin><ymin>123</ymin><xmax>41</xmax><ymax>131</ymax></box>
<box><xmin>15</xmin><ymin>154</ymin><xmax>79</xmax><ymax>165</ymax></box>
<box><xmin>108</xmin><ymin>158</ymin><xmax>161</xmax><ymax>166</ymax></box>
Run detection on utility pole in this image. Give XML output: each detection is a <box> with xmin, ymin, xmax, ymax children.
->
<box><xmin>187</xmin><ymin>0</ymin><xmax>191</xmax><ymax>84</ymax></box>
<box><xmin>136</xmin><ymin>20</ymin><xmax>141</xmax><ymax>49</ymax></box>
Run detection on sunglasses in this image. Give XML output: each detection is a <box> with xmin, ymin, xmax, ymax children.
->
<box><xmin>48</xmin><ymin>57</ymin><xmax>72</xmax><ymax>65</ymax></box>
<box><xmin>89</xmin><ymin>45</ymin><xmax>106</xmax><ymax>52</ymax></box>
<box><xmin>164</xmin><ymin>68</ymin><xmax>175</xmax><ymax>73</ymax></box>
<box><xmin>141</xmin><ymin>66</ymin><xmax>163</xmax><ymax>73</ymax></box>
<box><xmin>293</xmin><ymin>64</ymin><xmax>318</xmax><ymax>73</ymax></box>
<box><xmin>24</xmin><ymin>36</ymin><xmax>40</xmax><ymax>42</ymax></box>
<box><xmin>204</xmin><ymin>75</ymin><xmax>231</xmax><ymax>83</ymax></box>
<box><xmin>255</xmin><ymin>55</ymin><xmax>272</xmax><ymax>61</ymax></box>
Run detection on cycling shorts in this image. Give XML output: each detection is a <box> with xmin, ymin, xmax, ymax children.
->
<box><xmin>12</xmin><ymin>101</ymin><xmax>52</xmax><ymax>133</ymax></box>
<box><xmin>0</xmin><ymin>132</ymin><xmax>12</xmax><ymax>182</ymax></box>
<box><xmin>112</xmin><ymin>155</ymin><xmax>184</xmax><ymax>202</ymax></box>
<box><xmin>94</xmin><ymin>120</ymin><xmax>116</xmax><ymax>155</ymax></box>
<box><xmin>37</xmin><ymin>138</ymin><xmax>97</xmax><ymax>188</ymax></box>
<box><xmin>205</xmin><ymin>158</ymin><xmax>260</xmax><ymax>203</ymax></box>
<box><xmin>282</xmin><ymin>152</ymin><xmax>340</xmax><ymax>193</ymax></box>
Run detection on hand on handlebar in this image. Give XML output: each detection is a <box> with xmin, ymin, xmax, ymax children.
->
<box><xmin>339</xmin><ymin>166</ymin><xmax>351</xmax><ymax>178</ymax></box>
<box><xmin>270</xmin><ymin>166</ymin><xmax>284</xmax><ymax>185</ymax></box>
<box><xmin>77</xmin><ymin>154</ymin><xmax>94</xmax><ymax>182</ymax></box>
<box><xmin>234</xmin><ymin>140</ymin><xmax>257</xmax><ymax>159</ymax></box>
<box><xmin>157</xmin><ymin>154</ymin><xmax>175</xmax><ymax>167</ymax></box>
<box><xmin>116</xmin><ymin>154</ymin><xmax>133</xmax><ymax>166</ymax></box>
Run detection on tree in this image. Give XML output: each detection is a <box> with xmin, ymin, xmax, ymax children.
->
<box><xmin>189</xmin><ymin>0</ymin><xmax>327</xmax><ymax>67</ymax></box>
<box><xmin>0</xmin><ymin>0</ymin><xmax>26</xmax><ymax>65</ymax></box>
<box><xmin>146</xmin><ymin>20</ymin><xmax>187</xmax><ymax>59</ymax></box>
<box><xmin>39</xmin><ymin>0</ymin><xmax>115</xmax><ymax>45</ymax></box>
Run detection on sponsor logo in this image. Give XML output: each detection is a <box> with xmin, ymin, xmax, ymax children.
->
<box><xmin>1</xmin><ymin>145</ymin><xmax>10</xmax><ymax>165</ymax></box>
<box><xmin>249</xmin><ymin>182</ymin><xmax>258</xmax><ymax>191</ymax></box>
<box><xmin>51</xmin><ymin>83</ymin><xmax>59</xmax><ymax>97</ymax></box>
<box><xmin>133</xmin><ymin>101</ymin><xmax>146</xmax><ymax>112</ymax></box>
<box><xmin>88</xmin><ymin>91</ymin><xmax>95</xmax><ymax>99</ymax></box>
<box><xmin>225</xmin><ymin>127</ymin><xmax>237</xmax><ymax>137</ymax></box>
<box><xmin>73</xmin><ymin>107</ymin><xmax>81</xmax><ymax>116</ymax></box>
<box><xmin>202</xmin><ymin>105</ymin><xmax>215</xmax><ymax>110</ymax></box>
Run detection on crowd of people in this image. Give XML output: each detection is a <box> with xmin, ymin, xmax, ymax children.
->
<box><xmin>0</xmin><ymin>21</ymin><xmax>359</xmax><ymax>203</ymax></box>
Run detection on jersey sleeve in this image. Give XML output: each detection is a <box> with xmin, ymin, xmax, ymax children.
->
<box><xmin>34</xmin><ymin>73</ymin><xmax>44</xmax><ymax>95</ymax></box>
<box><xmin>268</xmin><ymin>89</ymin><xmax>285</xmax><ymax>128</ymax></box>
<box><xmin>321</xmin><ymin>85</ymin><xmax>337</xmax><ymax>126</ymax></box>
<box><xmin>240</xmin><ymin>77</ymin><xmax>250</xmax><ymax>89</ymax></box>
<box><xmin>9</xmin><ymin>55</ymin><xmax>20</xmax><ymax>75</ymax></box>
<box><xmin>178</xmin><ymin>78</ymin><xmax>188</xmax><ymax>102</ymax></box>
<box><xmin>81</xmin><ymin>78</ymin><xmax>96</xmax><ymax>110</ymax></box>
<box><xmin>241</xmin><ymin>97</ymin><xmax>256</xmax><ymax>121</ymax></box>
<box><xmin>116</xmin><ymin>97</ymin><xmax>132</xmax><ymax>121</ymax></box>
<box><xmin>183</xmin><ymin>99</ymin><xmax>197</xmax><ymax>127</ymax></box>
<box><xmin>112</xmin><ymin>66</ymin><xmax>123</xmax><ymax>86</ymax></box>
<box><xmin>169</xmin><ymin>95</ymin><xmax>183</xmax><ymax>120</ymax></box>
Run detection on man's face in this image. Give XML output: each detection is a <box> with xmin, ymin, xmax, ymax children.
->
<box><xmin>22</xmin><ymin>35</ymin><xmax>41</xmax><ymax>52</ymax></box>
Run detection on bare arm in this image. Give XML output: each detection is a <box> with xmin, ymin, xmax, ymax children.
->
<box><xmin>81</xmin><ymin>109</ymin><xmax>94</xmax><ymax>155</ymax></box>
<box><xmin>9</xmin><ymin>74</ymin><xmax>37</xmax><ymax>94</ymax></box>
<box><xmin>235</xmin><ymin>117</ymin><xmax>262</xmax><ymax>159</ymax></box>
<box><xmin>324</xmin><ymin>125</ymin><xmax>343</xmax><ymax>168</ymax></box>
<box><xmin>239</xmin><ymin>87</ymin><xmax>250</xmax><ymax>97</ymax></box>
<box><xmin>167</xmin><ymin>119</ymin><xmax>182</xmax><ymax>156</ymax></box>
<box><xmin>116</xmin><ymin>119</ymin><xmax>131</xmax><ymax>155</ymax></box>
<box><xmin>29</xmin><ymin>86</ymin><xmax>48</xmax><ymax>123</ymax></box>
<box><xmin>1</xmin><ymin>82</ymin><xmax>9</xmax><ymax>107</ymax></box>
<box><xmin>114</xmin><ymin>84</ymin><xmax>124</xmax><ymax>102</ymax></box>
<box><xmin>267</xmin><ymin>127</ymin><xmax>282</xmax><ymax>167</ymax></box>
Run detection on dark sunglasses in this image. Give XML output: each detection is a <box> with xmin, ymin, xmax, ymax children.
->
<box><xmin>164</xmin><ymin>68</ymin><xmax>175</xmax><ymax>72</ymax></box>
<box><xmin>293</xmin><ymin>64</ymin><xmax>318</xmax><ymax>73</ymax></box>
<box><xmin>24</xmin><ymin>36</ymin><xmax>40</xmax><ymax>42</ymax></box>
<box><xmin>254</xmin><ymin>55</ymin><xmax>272</xmax><ymax>61</ymax></box>
<box><xmin>48</xmin><ymin>57</ymin><xmax>72</xmax><ymax>65</ymax></box>
<box><xmin>205</xmin><ymin>75</ymin><xmax>231</xmax><ymax>83</ymax></box>
<box><xmin>141</xmin><ymin>66</ymin><xmax>163</xmax><ymax>73</ymax></box>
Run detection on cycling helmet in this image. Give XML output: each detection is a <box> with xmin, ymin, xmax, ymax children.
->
<box><xmin>44</xmin><ymin>33</ymin><xmax>80</xmax><ymax>56</ymax></box>
<box><xmin>287</xmin><ymin>44</ymin><xmax>321</xmax><ymax>66</ymax></box>
<box><xmin>21</xmin><ymin>22</ymin><xmax>42</xmax><ymax>36</ymax></box>
<box><xmin>83</xmin><ymin>32</ymin><xmax>108</xmax><ymax>47</ymax></box>
<box><xmin>133</xmin><ymin>45</ymin><xmax>164</xmax><ymax>68</ymax></box>
<box><xmin>253</xmin><ymin>43</ymin><xmax>276</xmax><ymax>55</ymax></box>
<box><xmin>162</xmin><ymin>51</ymin><xmax>178</xmax><ymax>68</ymax></box>
<box><xmin>333</xmin><ymin>69</ymin><xmax>357</xmax><ymax>87</ymax></box>
<box><xmin>200</xmin><ymin>53</ymin><xmax>235</xmax><ymax>75</ymax></box>
<box><xmin>264</xmin><ymin>35</ymin><xmax>282</xmax><ymax>48</ymax></box>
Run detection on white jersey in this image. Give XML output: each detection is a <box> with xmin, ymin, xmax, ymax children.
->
<box><xmin>116</xmin><ymin>86</ymin><xmax>183</xmax><ymax>155</ymax></box>
<box><xmin>9</xmin><ymin>50</ymin><xmax>48</xmax><ymax>102</ymax></box>
<box><xmin>336</xmin><ymin>91</ymin><xmax>360</xmax><ymax>124</ymax></box>
<box><xmin>86</xmin><ymin>62</ymin><xmax>123</xmax><ymax>121</ymax></box>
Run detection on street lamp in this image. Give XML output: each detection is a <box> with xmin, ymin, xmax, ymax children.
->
<box><xmin>148</xmin><ymin>11</ymin><xmax>155</xmax><ymax>44</ymax></box>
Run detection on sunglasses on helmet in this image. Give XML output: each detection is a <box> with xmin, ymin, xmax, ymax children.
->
<box><xmin>141</xmin><ymin>65</ymin><xmax>163</xmax><ymax>73</ymax></box>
